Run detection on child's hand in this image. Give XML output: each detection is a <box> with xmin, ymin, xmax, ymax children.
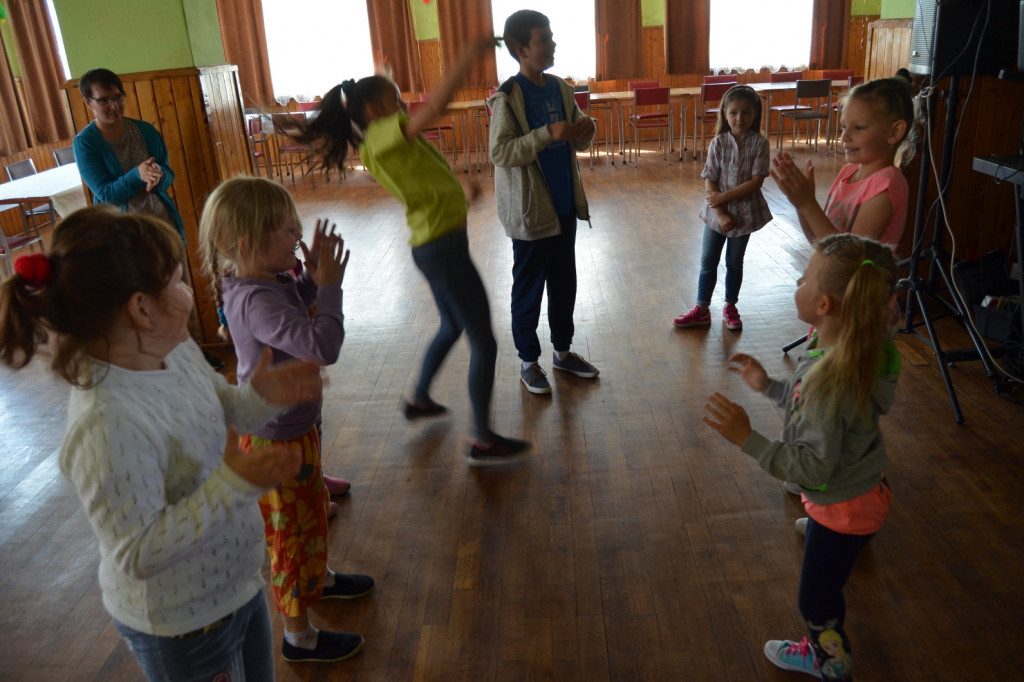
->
<box><xmin>248</xmin><ymin>347</ymin><xmax>323</xmax><ymax>407</ymax></box>
<box><xmin>706</xmin><ymin>190</ymin><xmax>725</xmax><ymax>208</ymax></box>
<box><xmin>548</xmin><ymin>120</ymin><xmax>577</xmax><ymax>141</ymax></box>
<box><xmin>223</xmin><ymin>426</ymin><xmax>301</xmax><ymax>489</ymax></box>
<box><xmin>727</xmin><ymin>353</ymin><xmax>770</xmax><ymax>393</ymax></box>
<box><xmin>770</xmin><ymin>152</ymin><xmax>816</xmax><ymax>210</ymax></box>
<box><xmin>300</xmin><ymin>219</ymin><xmax>350</xmax><ymax>288</ymax></box>
<box><xmin>716</xmin><ymin>209</ymin><xmax>735</xmax><ymax>232</ymax></box>
<box><xmin>702</xmin><ymin>392</ymin><xmax>753</xmax><ymax>446</ymax></box>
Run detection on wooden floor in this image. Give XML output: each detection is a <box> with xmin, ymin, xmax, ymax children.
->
<box><xmin>2</xmin><ymin>142</ymin><xmax>1023</xmax><ymax>681</ymax></box>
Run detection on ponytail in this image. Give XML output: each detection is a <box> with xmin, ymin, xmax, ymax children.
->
<box><xmin>798</xmin><ymin>234</ymin><xmax>898</xmax><ymax>416</ymax></box>
<box><xmin>295</xmin><ymin>76</ymin><xmax>396</xmax><ymax>173</ymax></box>
<box><xmin>0</xmin><ymin>206</ymin><xmax>184</xmax><ymax>386</ymax></box>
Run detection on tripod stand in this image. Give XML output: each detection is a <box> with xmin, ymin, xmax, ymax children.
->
<box><xmin>899</xmin><ymin>74</ymin><xmax>1000</xmax><ymax>423</ymax></box>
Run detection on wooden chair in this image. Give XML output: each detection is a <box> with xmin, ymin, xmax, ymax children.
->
<box><xmin>270</xmin><ymin>112</ymin><xmax>317</xmax><ymax>187</ymax></box>
<box><xmin>51</xmin><ymin>146</ymin><xmax>76</xmax><ymax>166</ymax></box>
<box><xmin>692</xmin><ymin>82</ymin><xmax>733</xmax><ymax>161</ymax></box>
<box><xmin>766</xmin><ymin>71</ymin><xmax>805</xmax><ymax>142</ymax></box>
<box><xmin>0</xmin><ymin>209</ymin><xmax>45</xmax><ymax>278</ymax></box>
<box><xmin>574</xmin><ymin>90</ymin><xmax>600</xmax><ymax>170</ymax></box>
<box><xmin>703</xmin><ymin>74</ymin><xmax>738</xmax><ymax>84</ymax></box>
<box><xmin>3</xmin><ymin>159</ymin><xmax>57</xmax><ymax>237</ymax></box>
<box><xmin>416</xmin><ymin>94</ymin><xmax>456</xmax><ymax>163</ymax></box>
<box><xmin>776</xmin><ymin>79</ymin><xmax>832</xmax><ymax>153</ymax></box>
<box><xmin>628</xmin><ymin>87</ymin><xmax>672</xmax><ymax>165</ymax></box>
<box><xmin>408</xmin><ymin>101</ymin><xmax>449</xmax><ymax>159</ymax></box>
<box><xmin>246</xmin><ymin>116</ymin><xmax>273</xmax><ymax>178</ymax></box>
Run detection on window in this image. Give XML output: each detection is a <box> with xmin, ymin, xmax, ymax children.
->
<box><xmin>45</xmin><ymin>0</ymin><xmax>70</xmax><ymax>81</ymax></box>
<box><xmin>261</xmin><ymin>0</ymin><xmax>373</xmax><ymax>103</ymax></box>
<box><xmin>491</xmin><ymin>3</ymin><xmax>596</xmax><ymax>84</ymax></box>
<box><xmin>709</xmin><ymin>0</ymin><xmax>813</xmax><ymax>73</ymax></box>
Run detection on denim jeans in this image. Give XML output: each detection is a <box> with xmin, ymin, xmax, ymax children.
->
<box><xmin>511</xmin><ymin>213</ymin><xmax>578</xmax><ymax>362</ymax></box>
<box><xmin>696</xmin><ymin>225</ymin><xmax>750</xmax><ymax>306</ymax></box>
<box><xmin>114</xmin><ymin>591</ymin><xmax>274</xmax><ymax>682</ymax></box>
<box><xmin>411</xmin><ymin>229</ymin><xmax>497</xmax><ymax>440</ymax></box>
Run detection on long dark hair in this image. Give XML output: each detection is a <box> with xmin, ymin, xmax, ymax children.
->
<box><xmin>294</xmin><ymin>76</ymin><xmax>397</xmax><ymax>172</ymax></box>
<box><xmin>712</xmin><ymin>85</ymin><xmax>762</xmax><ymax>137</ymax></box>
<box><xmin>0</xmin><ymin>206</ymin><xmax>183</xmax><ymax>386</ymax></box>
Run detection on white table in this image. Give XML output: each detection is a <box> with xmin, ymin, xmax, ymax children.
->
<box><xmin>0</xmin><ymin>163</ymin><xmax>88</xmax><ymax>219</ymax></box>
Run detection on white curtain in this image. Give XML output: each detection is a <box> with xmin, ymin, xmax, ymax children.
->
<box><xmin>261</xmin><ymin>0</ymin><xmax>374</xmax><ymax>103</ymax></box>
<box><xmin>491</xmin><ymin>3</ymin><xmax>596</xmax><ymax>84</ymax></box>
<box><xmin>709</xmin><ymin>0</ymin><xmax>813</xmax><ymax>73</ymax></box>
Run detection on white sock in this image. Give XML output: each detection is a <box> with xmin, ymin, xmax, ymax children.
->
<box><xmin>554</xmin><ymin>350</ymin><xmax>568</xmax><ymax>361</ymax></box>
<box><xmin>522</xmin><ymin>360</ymin><xmax>537</xmax><ymax>371</ymax></box>
<box><xmin>323</xmin><ymin>570</ymin><xmax>336</xmax><ymax>588</ymax></box>
<box><xmin>284</xmin><ymin>624</ymin><xmax>319</xmax><ymax>650</ymax></box>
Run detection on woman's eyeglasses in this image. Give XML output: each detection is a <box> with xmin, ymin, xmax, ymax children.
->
<box><xmin>88</xmin><ymin>94</ymin><xmax>125</xmax><ymax>106</ymax></box>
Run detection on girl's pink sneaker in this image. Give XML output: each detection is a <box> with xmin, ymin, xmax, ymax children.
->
<box><xmin>323</xmin><ymin>475</ymin><xmax>351</xmax><ymax>496</ymax></box>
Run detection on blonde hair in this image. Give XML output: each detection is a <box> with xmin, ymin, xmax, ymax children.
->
<box><xmin>198</xmin><ymin>176</ymin><xmax>302</xmax><ymax>319</ymax></box>
<box><xmin>843</xmin><ymin>76</ymin><xmax>917</xmax><ymax>167</ymax></box>
<box><xmin>798</xmin><ymin>233</ymin><xmax>898</xmax><ymax>416</ymax></box>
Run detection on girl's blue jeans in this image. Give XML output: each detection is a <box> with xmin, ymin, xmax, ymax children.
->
<box><xmin>114</xmin><ymin>591</ymin><xmax>274</xmax><ymax>682</ymax></box>
<box><xmin>411</xmin><ymin>229</ymin><xmax>497</xmax><ymax>441</ymax></box>
<box><xmin>696</xmin><ymin>225</ymin><xmax>750</xmax><ymax>306</ymax></box>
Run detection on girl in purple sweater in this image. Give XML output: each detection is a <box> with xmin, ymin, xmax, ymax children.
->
<box><xmin>200</xmin><ymin>176</ymin><xmax>372</xmax><ymax>664</ymax></box>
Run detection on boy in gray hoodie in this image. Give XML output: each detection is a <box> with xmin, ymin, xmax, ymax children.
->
<box><xmin>488</xmin><ymin>9</ymin><xmax>598</xmax><ymax>396</ymax></box>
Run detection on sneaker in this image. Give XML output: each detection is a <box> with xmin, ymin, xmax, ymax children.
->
<box><xmin>402</xmin><ymin>397</ymin><xmax>448</xmax><ymax>420</ymax></box>
<box><xmin>467</xmin><ymin>435</ymin><xmax>530</xmax><ymax>466</ymax></box>
<box><xmin>328</xmin><ymin>501</ymin><xmax>338</xmax><ymax>519</ymax></box>
<box><xmin>795</xmin><ymin>517</ymin><xmax>808</xmax><ymax>536</ymax></box>
<box><xmin>321</xmin><ymin>573</ymin><xmax>375</xmax><ymax>600</ymax></box>
<box><xmin>323</xmin><ymin>475</ymin><xmax>351</xmax><ymax>496</ymax></box>
<box><xmin>722</xmin><ymin>303</ymin><xmax>742</xmax><ymax>330</ymax></box>
<box><xmin>672</xmin><ymin>305</ymin><xmax>711</xmax><ymax>328</ymax></box>
<box><xmin>764</xmin><ymin>638</ymin><xmax>822</xmax><ymax>678</ymax></box>
<box><xmin>783</xmin><ymin>480</ymin><xmax>804</xmax><ymax>496</ymax></box>
<box><xmin>552</xmin><ymin>351</ymin><xmax>599</xmax><ymax>378</ymax></box>
<box><xmin>282</xmin><ymin>630</ymin><xmax>364</xmax><ymax>663</ymax></box>
<box><xmin>520</xmin><ymin>364</ymin><xmax>552</xmax><ymax>394</ymax></box>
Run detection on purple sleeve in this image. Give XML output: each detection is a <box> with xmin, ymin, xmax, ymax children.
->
<box><xmin>239</xmin><ymin>286</ymin><xmax>344</xmax><ymax>367</ymax></box>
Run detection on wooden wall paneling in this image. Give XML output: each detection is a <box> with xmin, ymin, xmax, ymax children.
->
<box><xmin>419</xmin><ymin>40</ymin><xmax>443</xmax><ymax>94</ymax></box>
<box><xmin>864</xmin><ymin>19</ymin><xmax>911</xmax><ymax>81</ymax></box>
<box><xmin>847</xmin><ymin>15</ymin><xmax>876</xmax><ymax>75</ymax></box>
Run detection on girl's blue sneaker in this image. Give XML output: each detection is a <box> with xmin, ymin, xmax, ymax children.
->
<box><xmin>764</xmin><ymin>638</ymin><xmax>822</xmax><ymax>678</ymax></box>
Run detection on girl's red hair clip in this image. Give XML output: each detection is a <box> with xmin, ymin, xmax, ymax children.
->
<box><xmin>14</xmin><ymin>252</ymin><xmax>53</xmax><ymax>287</ymax></box>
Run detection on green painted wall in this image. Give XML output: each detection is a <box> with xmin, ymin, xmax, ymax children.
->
<box><xmin>642</xmin><ymin>0</ymin><xmax>663</xmax><ymax>27</ymax></box>
<box><xmin>2</xmin><ymin>20</ymin><xmax>20</xmax><ymax>76</ymax></box>
<box><xmin>183</xmin><ymin>0</ymin><xmax>225</xmax><ymax>66</ymax></box>
<box><xmin>52</xmin><ymin>0</ymin><xmax>224</xmax><ymax>77</ymax></box>
<box><xmin>881</xmin><ymin>0</ymin><xmax>915</xmax><ymax>19</ymax></box>
<box><xmin>852</xmin><ymin>0</ymin><xmax>880</xmax><ymax>16</ymax></box>
<box><xmin>410</xmin><ymin>0</ymin><xmax>438</xmax><ymax>41</ymax></box>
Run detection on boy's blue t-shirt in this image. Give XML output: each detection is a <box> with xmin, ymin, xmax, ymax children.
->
<box><xmin>514</xmin><ymin>73</ymin><xmax>573</xmax><ymax>216</ymax></box>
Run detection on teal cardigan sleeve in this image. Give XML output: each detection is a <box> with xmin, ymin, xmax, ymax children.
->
<box><xmin>73</xmin><ymin>119</ymin><xmax>185</xmax><ymax>237</ymax></box>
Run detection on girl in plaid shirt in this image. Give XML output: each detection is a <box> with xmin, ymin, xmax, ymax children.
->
<box><xmin>674</xmin><ymin>85</ymin><xmax>772</xmax><ymax>331</ymax></box>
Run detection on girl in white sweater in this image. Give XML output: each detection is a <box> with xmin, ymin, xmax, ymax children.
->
<box><xmin>0</xmin><ymin>205</ymin><xmax>321</xmax><ymax>681</ymax></box>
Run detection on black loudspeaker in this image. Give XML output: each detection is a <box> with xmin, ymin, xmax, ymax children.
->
<box><xmin>909</xmin><ymin>0</ymin><xmax>1020</xmax><ymax>77</ymax></box>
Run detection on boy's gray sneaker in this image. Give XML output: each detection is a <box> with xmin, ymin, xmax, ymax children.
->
<box><xmin>521</xmin><ymin>364</ymin><xmax>552</xmax><ymax>394</ymax></box>
<box><xmin>552</xmin><ymin>352</ymin><xmax>599</xmax><ymax>378</ymax></box>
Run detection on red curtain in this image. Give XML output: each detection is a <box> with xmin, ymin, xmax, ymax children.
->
<box><xmin>366</xmin><ymin>0</ymin><xmax>423</xmax><ymax>93</ymax></box>
<box><xmin>809</xmin><ymin>0</ymin><xmax>850</xmax><ymax>69</ymax></box>
<box><xmin>216</xmin><ymin>0</ymin><xmax>276</xmax><ymax>108</ymax></box>
<box><xmin>664</xmin><ymin>0</ymin><xmax>710</xmax><ymax>75</ymax></box>
<box><xmin>0</xmin><ymin>32</ymin><xmax>30</xmax><ymax>156</ymax></box>
<box><xmin>436</xmin><ymin>0</ymin><xmax>496</xmax><ymax>88</ymax></box>
<box><xmin>595</xmin><ymin>0</ymin><xmax>644</xmax><ymax>81</ymax></box>
<box><xmin>6</xmin><ymin>0</ymin><xmax>73</xmax><ymax>144</ymax></box>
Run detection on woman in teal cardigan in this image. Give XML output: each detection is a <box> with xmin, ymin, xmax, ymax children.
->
<box><xmin>73</xmin><ymin>68</ymin><xmax>184</xmax><ymax>240</ymax></box>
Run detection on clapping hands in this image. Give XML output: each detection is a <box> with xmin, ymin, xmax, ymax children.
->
<box><xmin>300</xmin><ymin>218</ymin><xmax>350</xmax><ymax>288</ymax></box>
